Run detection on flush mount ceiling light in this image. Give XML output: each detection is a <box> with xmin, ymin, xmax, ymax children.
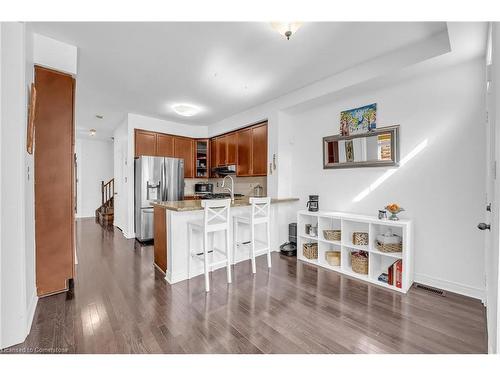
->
<box><xmin>171</xmin><ymin>103</ymin><xmax>201</xmax><ymax>117</ymax></box>
<box><xmin>95</xmin><ymin>114</ymin><xmax>104</xmax><ymax>119</ymax></box>
<box><xmin>271</xmin><ymin>22</ymin><xmax>303</xmax><ymax>40</ymax></box>
<box><xmin>89</xmin><ymin>128</ymin><xmax>96</xmax><ymax>136</ymax></box>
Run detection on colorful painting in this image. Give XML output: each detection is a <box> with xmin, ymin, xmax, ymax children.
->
<box><xmin>340</xmin><ymin>103</ymin><xmax>377</xmax><ymax>136</ymax></box>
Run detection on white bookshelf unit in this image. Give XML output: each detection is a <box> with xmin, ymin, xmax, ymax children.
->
<box><xmin>297</xmin><ymin>210</ymin><xmax>413</xmax><ymax>293</ymax></box>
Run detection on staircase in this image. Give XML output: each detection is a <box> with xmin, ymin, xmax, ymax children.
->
<box><xmin>95</xmin><ymin>178</ymin><xmax>114</xmax><ymax>226</ymax></box>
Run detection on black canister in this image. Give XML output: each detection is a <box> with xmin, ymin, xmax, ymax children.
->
<box><xmin>306</xmin><ymin>195</ymin><xmax>319</xmax><ymax>212</ymax></box>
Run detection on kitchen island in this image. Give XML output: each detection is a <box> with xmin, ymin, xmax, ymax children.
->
<box><xmin>152</xmin><ymin>197</ymin><xmax>299</xmax><ymax>284</ymax></box>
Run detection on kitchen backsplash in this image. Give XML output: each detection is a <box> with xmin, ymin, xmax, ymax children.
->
<box><xmin>184</xmin><ymin>176</ymin><xmax>267</xmax><ymax>197</ymax></box>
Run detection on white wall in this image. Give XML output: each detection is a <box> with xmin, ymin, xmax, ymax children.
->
<box><xmin>76</xmin><ymin>138</ymin><xmax>114</xmax><ymax>218</ymax></box>
<box><xmin>289</xmin><ymin>59</ymin><xmax>486</xmax><ymax>299</ymax></box>
<box><xmin>33</xmin><ymin>34</ymin><xmax>78</xmax><ymax>76</ymax></box>
<box><xmin>0</xmin><ymin>22</ymin><xmax>35</xmax><ymax>349</ymax></box>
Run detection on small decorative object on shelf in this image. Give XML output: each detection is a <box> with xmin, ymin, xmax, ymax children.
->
<box><xmin>378</xmin><ymin>209</ymin><xmax>387</xmax><ymax>220</ymax></box>
<box><xmin>309</xmin><ymin>225</ymin><xmax>318</xmax><ymax>237</ymax></box>
<box><xmin>376</xmin><ymin>229</ymin><xmax>403</xmax><ymax>253</ymax></box>
<box><xmin>323</xmin><ymin>229</ymin><xmax>341</xmax><ymax>241</ymax></box>
<box><xmin>352</xmin><ymin>232</ymin><xmax>369</xmax><ymax>246</ymax></box>
<box><xmin>385</xmin><ymin>203</ymin><xmax>405</xmax><ymax>221</ymax></box>
<box><xmin>325</xmin><ymin>251</ymin><xmax>341</xmax><ymax>266</ymax></box>
<box><xmin>351</xmin><ymin>251</ymin><xmax>369</xmax><ymax>274</ymax></box>
<box><xmin>303</xmin><ymin>243</ymin><xmax>318</xmax><ymax>260</ymax></box>
<box><xmin>378</xmin><ymin>273</ymin><xmax>389</xmax><ymax>283</ymax></box>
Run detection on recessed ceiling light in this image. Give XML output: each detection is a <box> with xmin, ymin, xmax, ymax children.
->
<box><xmin>171</xmin><ymin>103</ymin><xmax>201</xmax><ymax>117</ymax></box>
<box><xmin>95</xmin><ymin>114</ymin><xmax>104</xmax><ymax>119</ymax></box>
<box><xmin>271</xmin><ymin>22</ymin><xmax>303</xmax><ymax>40</ymax></box>
<box><xmin>89</xmin><ymin>128</ymin><xmax>96</xmax><ymax>136</ymax></box>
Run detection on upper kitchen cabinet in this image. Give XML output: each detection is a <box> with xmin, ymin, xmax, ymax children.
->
<box><xmin>195</xmin><ymin>139</ymin><xmax>209</xmax><ymax>178</ymax></box>
<box><xmin>237</xmin><ymin>127</ymin><xmax>252</xmax><ymax>176</ymax></box>
<box><xmin>209</xmin><ymin>138</ymin><xmax>217</xmax><ymax>177</ymax></box>
<box><xmin>174</xmin><ymin>136</ymin><xmax>195</xmax><ymax>178</ymax></box>
<box><xmin>135</xmin><ymin>129</ymin><xmax>157</xmax><ymax>157</ymax></box>
<box><xmin>251</xmin><ymin>123</ymin><xmax>268</xmax><ymax>176</ymax></box>
<box><xmin>226</xmin><ymin>132</ymin><xmax>237</xmax><ymax>165</ymax></box>
<box><xmin>216</xmin><ymin>136</ymin><xmax>227</xmax><ymax>166</ymax></box>
<box><xmin>156</xmin><ymin>133</ymin><xmax>174</xmax><ymax>157</ymax></box>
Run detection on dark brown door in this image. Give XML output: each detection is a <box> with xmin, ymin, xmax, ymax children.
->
<box><xmin>217</xmin><ymin>136</ymin><xmax>227</xmax><ymax>166</ymax></box>
<box><xmin>156</xmin><ymin>133</ymin><xmax>174</xmax><ymax>157</ymax></box>
<box><xmin>209</xmin><ymin>138</ymin><xmax>217</xmax><ymax>177</ymax></box>
<box><xmin>237</xmin><ymin>128</ymin><xmax>252</xmax><ymax>176</ymax></box>
<box><xmin>174</xmin><ymin>136</ymin><xmax>194</xmax><ymax>178</ymax></box>
<box><xmin>226</xmin><ymin>132</ymin><xmax>237</xmax><ymax>165</ymax></box>
<box><xmin>252</xmin><ymin>123</ymin><xmax>268</xmax><ymax>176</ymax></box>
<box><xmin>135</xmin><ymin>129</ymin><xmax>157</xmax><ymax>157</ymax></box>
<box><xmin>34</xmin><ymin>66</ymin><xmax>75</xmax><ymax>296</ymax></box>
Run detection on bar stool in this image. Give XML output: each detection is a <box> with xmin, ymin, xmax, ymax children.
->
<box><xmin>188</xmin><ymin>199</ymin><xmax>232</xmax><ymax>292</ymax></box>
<box><xmin>233</xmin><ymin>197</ymin><xmax>271</xmax><ymax>273</ymax></box>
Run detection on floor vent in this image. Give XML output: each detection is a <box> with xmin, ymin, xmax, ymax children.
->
<box><xmin>415</xmin><ymin>283</ymin><xmax>446</xmax><ymax>296</ymax></box>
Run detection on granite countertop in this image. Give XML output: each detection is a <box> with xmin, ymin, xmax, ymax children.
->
<box><xmin>152</xmin><ymin>197</ymin><xmax>299</xmax><ymax>212</ymax></box>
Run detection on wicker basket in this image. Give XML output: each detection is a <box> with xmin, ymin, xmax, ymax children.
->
<box><xmin>351</xmin><ymin>252</ymin><xmax>369</xmax><ymax>274</ymax></box>
<box><xmin>325</xmin><ymin>251</ymin><xmax>341</xmax><ymax>266</ymax></box>
<box><xmin>303</xmin><ymin>243</ymin><xmax>318</xmax><ymax>260</ymax></box>
<box><xmin>323</xmin><ymin>229</ymin><xmax>341</xmax><ymax>241</ymax></box>
<box><xmin>352</xmin><ymin>232</ymin><xmax>369</xmax><ymax>246</ymax></box>
<box><xmin>375</xmin><ymin>240</ymin><xmax>403</xmax><ymax>253</ymax></box>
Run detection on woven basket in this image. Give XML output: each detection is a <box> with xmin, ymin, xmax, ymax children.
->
<box><xmin>352</xmin><ymin>232</ymin><xmax>369</xmax><ymax>246</ymax></box>
<box><xmin>375</xmin><ymin>240</ymin><xmax>403</xmax><ymax>253</ymax></box>
<box><xmin>325</xmin><ymin>251</ymin><xmax>341</xmax><ymax>266</ymax></box>
<box><xmin>351</xmin><ymin>252</ymin><xmax>369</xmax><ymax>274</ymax></box>
<box><xmin>303</xmin><ymin>243</ymin><xmax>318</xmax><ymax>260</ymax></box>
<box><xmin>323</xmin><ymin>229</ymin><xmax>341</xmax><ymax>241</ymax></box>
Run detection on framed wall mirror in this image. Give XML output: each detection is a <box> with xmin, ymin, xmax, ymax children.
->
<box><xmin>323</xmin><ymin>125</ymin><xmax>400</xmax><ymax>169</ymax></box>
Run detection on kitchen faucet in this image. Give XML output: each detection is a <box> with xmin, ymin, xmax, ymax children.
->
<box><xmin>221</xmin><ymin>175</ymin><xmax>234</xmax><ymax>203</ymax></box>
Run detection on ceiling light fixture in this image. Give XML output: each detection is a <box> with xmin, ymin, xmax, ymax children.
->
<box><xmin>89</xmin><ymin>128</ymin><xmax>96</xmax><ymax>136</ymax></box>
<box><xmin>171</xmin><ymin>103</ymin><xmax>201</xmax><ymax>117</ymax></box>
<box><xmin>95</xmin><ymin>114</ymin><xmax>104</xmax><ymax>119</ymax></box>
<box><xmin>271</xmin><ymin>22</ymin><xmax>303</xmax><ymax>40</ymax></box>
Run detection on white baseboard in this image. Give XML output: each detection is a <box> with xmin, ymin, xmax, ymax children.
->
<box><xmin>123</xmin><ymin>231</ymin><xmax>135</xmax><ymax>239</ymax></box>
<box><xmin>414</xmin><ymin>272</ymin><xmax>485</xmax><ymax>301</ymax></box>
<box><xmin>26</xmin><ymin>292</ymin><xmax>38</xmax><ymax>337</ymax></box>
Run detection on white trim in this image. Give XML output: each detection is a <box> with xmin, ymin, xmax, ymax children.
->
<box><xmin>414</xmin><ymin>272</ymin><xmax>486</xmax><ymax>301</ymax></box>
<box><xmin>26</xmin><ymin>292</ymin><xmax>37</xmax><ymax>336</ymax></box>
<box><xmin>123</xmin><ymin>231</ymin><xmax>135</xmax><ymax>239</ymax></box>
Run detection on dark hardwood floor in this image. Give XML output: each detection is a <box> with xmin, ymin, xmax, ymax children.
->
<box><xmin>6</xmin><ymin>218</ymin><xmax>487</xmax><ymax>354</ymax></box>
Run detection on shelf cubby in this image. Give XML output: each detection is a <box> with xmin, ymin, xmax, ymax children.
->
<box><xmin>296</xmin><ymin>210</ymin><xmax>413</xmax><ymax>293</ymax></box>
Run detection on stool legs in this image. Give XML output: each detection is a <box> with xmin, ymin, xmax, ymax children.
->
<box><xmin>226</xmin><ymin>229</ymin><xmax>232</xmax><ymax>283</ymax></box>
<box><xmin>266</xmin><ymin>221</ymin><xmax>272</xmax><ymax>268</ymax></box>
<box><xmin>250</xmin><ymin>221</ymin><xmax>256</xmax><ymax>274</ymax></box>
<box><xmin>203</xmin><ymin>232</ymin><xmax>210</xmax><ymax>292</ymax></box>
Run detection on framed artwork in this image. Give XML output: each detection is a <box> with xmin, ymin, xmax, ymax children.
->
<box><xmin>26</xmin><ymin>83</ymin><xmax>36</xmax><ymax>154</ymax></box>
<box><xmin>340</xmin><ymin>103</ymin><xmax>377</xmax><ymax>136</ymax></box>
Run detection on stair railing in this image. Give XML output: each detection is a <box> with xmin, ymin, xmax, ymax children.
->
<box><xmin>101</xmin><ymin>178</ymin><xmax>114</xmax><ymax>207</ymax></box>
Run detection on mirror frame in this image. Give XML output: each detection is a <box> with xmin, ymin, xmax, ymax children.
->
<box><xmin>322</xmin><ymin>125</ymin><xmax>400</xmax><ymax>169</ymax></box>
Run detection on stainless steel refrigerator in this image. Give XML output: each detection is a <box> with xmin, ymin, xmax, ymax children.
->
<box><xmin>134</xmin><ymin>156</ymin><xmax>184</xmax><ymax>241</ymax></box>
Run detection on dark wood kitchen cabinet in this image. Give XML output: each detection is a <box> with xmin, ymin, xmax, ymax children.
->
<box><xmin>135</xmin><ymin>129</ymin><xmax>157</xmax><ymax>157</ymax></box>
<box><xmin>226</xmin><ymin>132</ymin><xmax>237</xmax><ymax>165</ymax></box>
<box><xmin>216</xmin><ymin>136</ymin><xmax>227</xmax><ymax>166</ymax></box>
<box><xmin>34</xmin><ymin>66</ymin><xmax>75</xmax><ymax>297</ymax></box>
<box><xmin>210</xmin><ymin>138</ymin><xmax>217</xmax><ymax>177</ymax></box>
<box><xmin>174</xmin><ymin>136</ymin><xmax>195</xmax><ymax>178</ymax></box>
<box><xmin>156</xmin><ymin>133</ymin><xmax>174</xmax><ymax>157</ymax></box>
<box><xmin>237</xmin><ymin>127</ymin><xmax>252</xmax><ymax>176</ymax></box>
<box><xmin>251</xmin><ymin>123</ymin><xmax>268</xmax><ymax>176</ymax></box>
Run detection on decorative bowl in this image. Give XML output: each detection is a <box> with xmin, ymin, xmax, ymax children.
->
<box><xmin>385</xmin><ymin>204</ymin><xmax>405</xmax><ymax>221</ymax></box>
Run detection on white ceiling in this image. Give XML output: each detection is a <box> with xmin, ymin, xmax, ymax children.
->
<box><xmin>29</xmin><ymin>22</ymin><xmax>447</xmax><ymax>136</ymax></box>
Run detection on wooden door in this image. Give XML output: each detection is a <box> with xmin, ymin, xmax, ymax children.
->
<box><xmin>252</xmin><ymin>123</ymin><xmax>268</xmax><ymax>176</ymax></box>
<box><xmin>34</xmin><ymin>66</ymin><xmax>75</xmax><ymax>296</ymax></box>
<box><xmin>209</xmin><ymin>138</ymin><xmax>217</xmax><ymax>177</ymax></box>
<box><xmin>217</xmin><ymin>136</ymin><xmax>227</xmax><ymax>166</ymax></box>
<box><xmin>135</xmin><ymin>129</ymin><xmax>157</xmax><ymax>157</ymax></box>
<box><xmin>226</xmin><ymin>132</ymin><xmax>237</xmax><ymax>165</ymax></box>
<box><xmin>237</xmin><ymin>128</ymin><xmax>252</xmax><ymax>176</ymax></box>
<box><xmin>156</xmin><ymin>133</ymin><xmax>174</xmax><ymax>157</ymax></box>
<box><xmin>174</xmin><ymin>136</ymin><xmax>194</xmax><ymax>178</ymax></box>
